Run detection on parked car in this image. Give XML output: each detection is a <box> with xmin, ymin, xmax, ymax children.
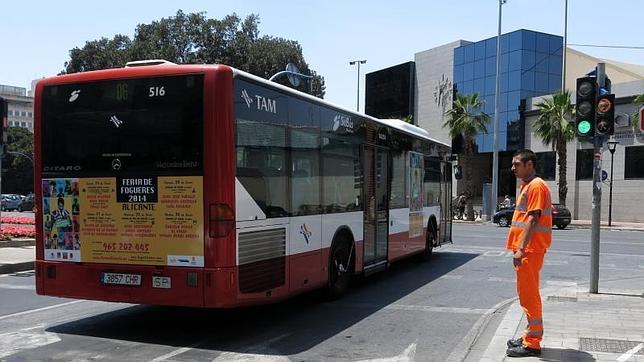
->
<box><xmin>492</xmin><ymin>203</ymin><xmax>571</xmax><ymax>229</ymax></box>
<box><xmin>1</xmin><ymin>194</ymin><xmax>23</xmax><ymax>211</ymax></box>
<box><xmin>17</xmin><ymin>194</ymin><xmax>35</xmax><ymax>212</ymax></box>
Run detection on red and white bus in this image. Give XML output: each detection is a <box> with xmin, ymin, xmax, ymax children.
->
<box><xmin>34</xmin><ymin>61</ymin><xmax>452</xmax><ymax>308</ymax></box>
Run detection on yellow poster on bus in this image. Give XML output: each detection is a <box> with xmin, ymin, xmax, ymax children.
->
<box><xmin>42</xmin><ymin>176</ymin><xmax>204</xmax><ymax>267</ymax></box>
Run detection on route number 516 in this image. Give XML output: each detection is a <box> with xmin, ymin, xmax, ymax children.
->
<box><xmin>149</xmin><ymin>86</ymin><xmax>165</xmax><ymax>97</ymax></box>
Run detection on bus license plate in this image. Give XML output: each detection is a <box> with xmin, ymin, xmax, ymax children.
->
<box><xmin>152</xmin><ymin>276</ymin><xmax>171</xmax><ymax>289</ymax></box>
<box><xmin>101</xmin><ymin>272</ymin><xmax>141</xmax><ymax>286</ymax></box>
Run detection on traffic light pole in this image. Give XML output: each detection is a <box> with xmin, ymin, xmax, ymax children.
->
<box><xmin>589</xmin><ymin>63</ymin><xmax>606</xmax><ymax>294</ymax></box>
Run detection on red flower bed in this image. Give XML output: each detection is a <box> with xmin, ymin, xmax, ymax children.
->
<box><xmin>1</xmin><ymin>216</ymin><xmax>35</xmax><ymax>225</ymax></box>
<box><xmin>0</xmin><ymin>224</ymin><xmax>36</xmax><ymax>240</ymax></box>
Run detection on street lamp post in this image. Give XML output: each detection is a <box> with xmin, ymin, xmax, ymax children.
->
<box><xmin>349</xmin><ymin>60</ymin><xmax>367</xmax><ymax>112</ymax></box>
<box><xmin>607</xmin><ymin>141</ymin><xmax>618</xmax><ymax>226</ymax></box>
<box><xmin>562</xmin><ymin>0</ymin><xmax>568</xmax><ymax>91</ymax></box>
<box><xmin>491</xmin><ymin>0</ymin><xmax>506</xmax><ymax>220</ymax></box>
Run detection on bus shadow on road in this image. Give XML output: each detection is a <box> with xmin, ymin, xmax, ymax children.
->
<box><xmin>46</xmin><ymin>251</ymin><xmax>478</xmax><ymax>357</ymax></box>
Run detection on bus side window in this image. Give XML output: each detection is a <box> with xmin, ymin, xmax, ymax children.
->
<box><xmin>237</xmin><ymin>167</ymin><xmax>267</xmax><ymax>211</ymax></box>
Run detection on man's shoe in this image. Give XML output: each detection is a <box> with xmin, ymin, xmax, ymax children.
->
<box><xmin>506</xmin><ymin>337</ymin><xmax>523</xmax><ymax>348</ymax></box>
<box><xmin>506</xmin><ymin>345</ymin><xmax>541</xmax><ymax>357</ymax></box>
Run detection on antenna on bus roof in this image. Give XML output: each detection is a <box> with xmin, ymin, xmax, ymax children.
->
<box><xmin>125</xmin><ymin>59</ymin><xmax>177</xmax><ymax>67</ymax></box>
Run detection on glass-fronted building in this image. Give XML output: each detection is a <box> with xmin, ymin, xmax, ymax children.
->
<box><xmin>453</xmin><ymin>29</ymin><xmax>563</xmax><ymax>152</ymax></box>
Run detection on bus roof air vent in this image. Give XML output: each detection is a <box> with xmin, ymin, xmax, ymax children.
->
<box><xmin>125</xmin><ymin>59</ymin><xmax>177</xmax><ymax>67</ymax></box>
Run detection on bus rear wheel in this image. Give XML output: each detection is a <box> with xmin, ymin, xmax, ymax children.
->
<box><xmin>325</xmin><ymin>239</ymin><xmax>353</xmax><ymax>300</ymax></box>
<box><xmin>419</xmin><ymin>223</ymin><xmax>436</xmax><ymax>262</ymax></box>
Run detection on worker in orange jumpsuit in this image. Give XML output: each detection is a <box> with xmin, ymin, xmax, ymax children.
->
<box><xmin>505</xmin><ymin>149</ymin><xmax>553</xmax><ymax>358</ymax></box>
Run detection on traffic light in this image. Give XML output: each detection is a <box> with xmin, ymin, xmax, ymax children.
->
<box><xmin>575</xmin><ymin>77</ymin><xmax>597</xmax><ymax>138</ymax></box>
<box><xmin>595</xmin><ymin>94</ymin><xmax>615</xmax><ymax>136</ymax></box>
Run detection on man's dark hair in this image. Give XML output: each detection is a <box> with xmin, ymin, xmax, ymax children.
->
<box><xmin>513</xmin><ymin>149</ymin><xmax>537</xmax><ymax>168</ymax></box>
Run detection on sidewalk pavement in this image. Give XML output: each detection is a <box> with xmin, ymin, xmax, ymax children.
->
<box><xmin>0</xmin><ymin>241</ymin><xmax>34</xmax><ymax>274</ymax></box>
<box><xmin>477</xmin><ymin>284</ymin><xmax>644</xmax><ymax>361</ymax></box>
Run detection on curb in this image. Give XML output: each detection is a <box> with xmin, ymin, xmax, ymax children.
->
<box><xmin>0</xmin><ymin>239</ymin><xmax>36</xmax><ymax>248</ymax></box>
<box><xmin>446</xmin><ymin>296</ymin><xmax>517</xmax><ymax>361</ymax></box>
<box><xmin>0</xmin><ymin>261</ymin><xmax>34</xmax><ymax>275</ymax></box>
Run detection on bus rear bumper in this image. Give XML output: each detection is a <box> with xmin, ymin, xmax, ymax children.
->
<box><xmin>34</xmin><ymin>260</ymin><xmax>240</xmax><ymax>308</ymax></box>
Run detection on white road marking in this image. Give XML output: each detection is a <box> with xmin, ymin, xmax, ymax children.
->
<box><xmin>333</xmin><ymin>302</ymin><xmax>492</xmax><ymax>315</ymax></box>
<box><xmin>544</xmin><ymin>260</ymin><xmax>569</xmax><ymax>265</ymax></box>
<box><xmin>20</xmin><ymin>324</ymin><xmax>46</xmax><ymax>332</ymax></box>
<box><xmin>439</xmin><ymin>275</ymin><xmax>463</xmax><ymax>280</ymax></box>
<box><xmin>546</xmin><ymin>280</ymin><xmax>578</xmax><ymax>287</ymax></box>
<box><xmin>617</xmin><ymin>342</ymin><xmax>644</xmax><ymax>362</ymax></box>
<box><xmin>151</xmin><ymin>345</ymin><xmax>199</xmax><ymax>362</ymax></box>
<box><xmin>212</xmin><ymin>352</ymin><xmax>291</xmax><ymax>361</ymax></box>
<box><xmin>0</xmin><ymin>300</ymin><xmax>83</xmax><ymax>321</ymax></box>
<box><xmin>386</xmin><ymin>304</ymin><xmax>491</xmax><ymax>315</ymax></box>
<box><xmin>0</xmin><ymin>331</ymin><xmax>61</xmax><ymax>359</ymax></box>
<box><xmin>212</xmin><ymin>334</ymin><xmax>291</xmax><ymax>362</ymax></box>
<box><xmin>482</xmin><ymin>250</ymin><xmax>508</xmax><ymax>257</ymax></box>
<box><xmin>488</xmin><ymin>277</ymin><xmax>514</xmax><ymax>283</ymax></box>
<box><xmin>0</xmin><ymin>283</ymin><xmax>34</xmax><ymax>290</ymax></box>
<box><xmin>356</xmin><ymin>342</ymin><xmax>416</xmax><ymax>362</ymax></box>
<box><xmin>0</xmin><ymin>271</ymin><xmax>34</xmax><ymax>278</ymax></box>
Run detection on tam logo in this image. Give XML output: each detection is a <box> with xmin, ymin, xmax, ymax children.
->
<box><xmin>300</xmin><ymin>223</ymin><xmax>312</xmax><ymax>244</ymax></box>
<box><xmin>241</xmin><ymin>89</ymin><xmax>277</xmax><ymax>114</ymax></box>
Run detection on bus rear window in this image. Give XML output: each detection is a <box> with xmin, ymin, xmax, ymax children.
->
<box><xmin>41</xmin><ymin>75</ymin><xmax>204</xmax><ymax>176</ymax></box>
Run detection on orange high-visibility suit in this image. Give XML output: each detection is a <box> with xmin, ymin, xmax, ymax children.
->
<box><xmin>506</xmin><ymin>175</ymin><xmax>552</xmax><ymax>350</ymax></box>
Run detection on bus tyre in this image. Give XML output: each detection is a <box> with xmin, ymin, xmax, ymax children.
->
<box><xmin>325</xmin><ymin>239</ymin><xmax>353</xmax><ymax>300</ymax></box>
<box><xmin>419</xmin><ymin>222</ymin><xmax>436</xmax><ymax>262</ymax></box>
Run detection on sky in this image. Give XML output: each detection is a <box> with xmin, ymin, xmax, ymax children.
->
<box><xmin>3</xmin><ymin>0</ymin><xmax>642</xmax><ymax>112</ymax></box>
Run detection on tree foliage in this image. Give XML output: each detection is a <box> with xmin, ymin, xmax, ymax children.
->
<box><xmin>533</xmin><ymin>90</ymin><xmax>575</xmax><ymax>206</ymax></box>
<box><xmin>2</xmin><ymin>127</ymin><xmax>34</xmax><ymax>195</ymax></box>
<box><xmin>443</xmin><ymin>93</ymin><xmax>490</xmax><ymax>220</ymax></box>
<box><xmin>62</xmin><ymin>11</ymin><xmax>325</xmax><ymax>97</ymax></box>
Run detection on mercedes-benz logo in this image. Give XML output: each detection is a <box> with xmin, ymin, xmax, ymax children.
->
<box><xmin>112</xmin><ymin>159</ymin><xmax>122</xmax><ymax>170</ymax></box>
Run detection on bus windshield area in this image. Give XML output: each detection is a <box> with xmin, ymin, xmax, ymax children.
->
<box><xmin>41</xmin><ymin>75</ymin><xmax>204</xmax><ymax>176</ymax></box>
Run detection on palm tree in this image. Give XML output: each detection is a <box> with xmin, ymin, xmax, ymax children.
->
<box><xmin>533</xmin><ymin>90</ymin><xmax>575</xmax><ymax>206</ymax></box>
<box><xmin>444</xmin><ymin>93</ymin><xmax>490</xmax><ymax>221</ymax></box>
<box><xmin>632</xmin><ymin>93</ymin><xmax>644</xmax><ymax>128</ymax></box>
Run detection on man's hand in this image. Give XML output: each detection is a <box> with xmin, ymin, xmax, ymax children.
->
<box><xmin>513</xmin><ymin>249</ymin><xmax>524</xmax><ymax>268</ymax></box>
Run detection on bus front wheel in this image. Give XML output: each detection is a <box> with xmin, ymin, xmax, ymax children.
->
<box><xmin>325</xmin><ymin>238</ymin><xmax>354</xmax><ymax>300</ymax></box>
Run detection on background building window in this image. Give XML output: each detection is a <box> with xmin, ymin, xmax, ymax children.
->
<box><xmin>625</xmin><ymin>146</ymin><xmax>644</xmax><ymax>179</ymax></box>
<box><xmin>535</xmin><ymin>151</ymin><xmax>556</xmax><ymax>180</ymax></box>
<box><xmin>575</xmin><ymin>149</ymin><xmax>594</xmax><ymax>180</ymax></box>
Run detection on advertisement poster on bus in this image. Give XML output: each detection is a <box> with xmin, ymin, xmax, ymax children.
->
<box><xmin>409</xmin><ymin>152</ymin><xmax>424</xmax><ymax>238</ymax></box>
<box><xmin>43</xmin><ymin>176</ymin><xmax>204</xmax><ymax>266</ymax></box>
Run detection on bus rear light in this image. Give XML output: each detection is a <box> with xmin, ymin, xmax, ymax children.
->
<box><xmin>209</xmin><ymin>203</ymin><xmax>234</xmax><ymax>237</ymax></box>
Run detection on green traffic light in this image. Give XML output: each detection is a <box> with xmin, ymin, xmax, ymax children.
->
<box><xmin>578</xmin><ymin>120</ymin><xmax>591</xmax><ymax>135</ymax></box>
